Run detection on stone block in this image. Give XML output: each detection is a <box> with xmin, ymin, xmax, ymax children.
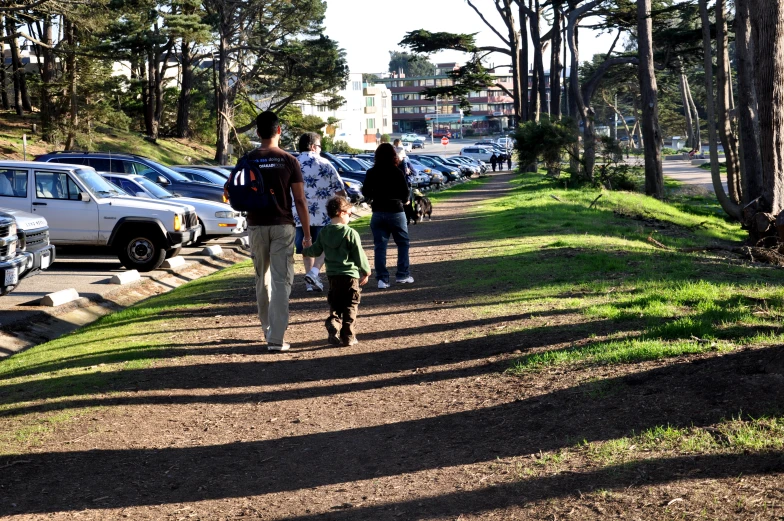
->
<box><xmin>161</xmin><ymin>256</ymin><xmax>186</xmax><ymax>269</ymax></box>
<box><xmin>109</xmin><ymin>270</ymin><xmax>141</xmax><ymax>285</ymax></box>
<box><xmin>41</xmin><ymin>288</ymin><xmax>79</xmax><ymax>307</ymax></box>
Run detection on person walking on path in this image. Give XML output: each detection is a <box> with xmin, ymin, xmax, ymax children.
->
<box><xmin>490</xmin><ymin>152</ymin><xmax>498</xmax><ymax>172</ymax></box>
<box><xmin>375</xmin><ymin>130</ymin><xmax>382</xmax><ymax>145</ymax></box>
<box><xmin>295</xmin><ymin>132</ymin><xmax>346</xmax><ymax>292</ymax></box>
<box><xmin>244</xmin><ymin>111</ymin><xmax>311</xmax><ymax>352</ymax></box>
<box><xmin>303</xmin><ymin>197</ymin><xmax>370</xmax><ymax>346</ymax></box>
<box><xmin>361</xmin><ymin>142</ymin><xmax>414</xmax><ymax>289</ymax></box>
<box><xmin>507</xmin><ymin>154</ymin><xmax>512</xmax><ymax>171</ymax></box>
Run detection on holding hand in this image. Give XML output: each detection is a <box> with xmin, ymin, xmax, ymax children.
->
<box><xmin>302</xmin><ymin>236</ymin><xmax>313</xmax><ymax>247</ymax></box>
<box><xmin>359</xmin><ymin>274</ymin><xmax>369</xmax><ymax>286</ymax></box>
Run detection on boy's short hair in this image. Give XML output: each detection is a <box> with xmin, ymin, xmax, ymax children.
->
<box><xmin>256</xmin><ymin>110</ymin><xmax>279</xmax><ymax>139</ymax></box>
<box><xmin>326</xmin><ymin>196</ymin><xmax>352</xmax><ymax>218</ymax></box>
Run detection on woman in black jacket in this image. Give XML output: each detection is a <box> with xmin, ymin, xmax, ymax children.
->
<box><xmin>361</xmin><ymin>143</ymin><xmax>414</xmax><ymax>289</ymax></box>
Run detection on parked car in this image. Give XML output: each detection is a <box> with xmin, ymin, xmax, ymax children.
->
<box><xmin>174</xmin><ymin>165</ymin><xmax>232</xmax><ymax>180</ymax></box>
<box><xmin>0</xmin><ymin>161</ymin><xmax>200</xmax><ymax>271</ymax></box>
<box><xmin>0</xmin><ymin>212</ymin><xmax>24</xmax><ymax>295</ymax></box>
<box><xmin>401</xmin><ymin>133</ymin><xmax>421</xmax><ymax>142</ymax></box>
<box><xmin>36</xmin><ymin>152</ymin><xmax>227</xmax><ymax>203</ymax></box>
<box><xmin>460</xmin><ymin>146</ymin><xmax>495</xmax><ymax>162</ymax></box>
<box><xmin>172</xmin><ymin>166</ymin><xmax>230</xmax><ymax>185</ymax></box>
<box><xmin>496</xmin><ymin>137</ymin><xmax>515</xmax><ymax>149</ymax></box>
<box><xmin>320</xmin><ymin>151</ymin><xmax>367</xmax><ymax>184</ymax></box>
<box><xmin>410</xmin><ymin>155</ymin><xmax>460</xmax><ymax>182</ymax></box>
<box><xmin>406</xmin><ymin>138</ymin><xmax>426</xmax><ymax>149</ymax></box>
<box><xmin>450</xmin><ymin>156</ymin><xmax>487</xmax><ymax>174</ymax></box>
<box><xmin>445</xmin><ymin>157</ymin><xmax>480</xmax><ymax>176</ymax></box>
<box><xmin>441</xmin><ymin>158</ymin><xmax>473</xmax><ymax>177</ymax></box>
<box><xmin>1</xmin><ymin>207</ymin><xmax>56</xmax><ymax>293</ymax></box>
<box><xmin>408</xmin><ymin>157</ymin><xmax>444</xmax><ymax>186</ymax></box>
<box><xmin>340</xmin><ymin>177</ymin><xmax>364</xmax><ymax>204</ymax></box>
<box><xmin>100</xmin><ymin>173</ymin><xmax>246</xmax><ymax>242</ymax></box>
<box><xmin>336</xmin><ymin>156</ymin><xmax>371</xmax><ymax>173</ymax></box>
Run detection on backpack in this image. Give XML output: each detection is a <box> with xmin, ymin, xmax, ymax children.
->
<box><xmin>224</xmin><ymin>154</ymin><xmax>275</xmax><ymax>212</ymax></box>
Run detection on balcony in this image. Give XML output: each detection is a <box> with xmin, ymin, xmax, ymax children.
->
<box><xmin>363</xmin><ymin>86</ymin><xmax>379</xmax><ymax>96</ymax></box>
<box><xmin>364</xmin><ymin>106</ymin><xmax>377</xmax><ymax>114</ymax></box>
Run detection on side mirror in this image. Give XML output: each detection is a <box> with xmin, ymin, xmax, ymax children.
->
<box><xmin>157</xmin><ymin>175</ymin><xmax>170</xmax><ymax>185</ymax></box>
<box><xmin>78</xmin><ymin>192</ymin><xmax>91</xmax><ymax>202</ymax></box>
<box><xmin>338</xmin><ymin>167</ymin><xmax>344</xmax><ymax>173</ymax></box>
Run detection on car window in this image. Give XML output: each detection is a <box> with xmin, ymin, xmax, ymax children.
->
<box><xmin>0</xmin><ymin>169</ymin><xmax>27</xmax><ymax>198</ymax></box>
<box><xmin>86</xmin><ymin>158</ymin><xmax>112</xmax><ymax>172</ymax></box>
<box><xmin>49</xmin><ymin>157</ymin><xmax>86</xmax><ymax>166</ymax></box>
<box><xmin>34</xmin><ymin>171</ymin><xmax>80</xmax><ymax>200</ymax></box>
<box><xmin>119</xmin><ymin>179</ymin><xmax>142</xmax><ymax>195</ymax></box>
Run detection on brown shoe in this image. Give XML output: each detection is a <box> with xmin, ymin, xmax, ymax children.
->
<box><xmin>327</xmin><ymin>332</ymin><xmax>342</xmax><ymax>346</ymax></box>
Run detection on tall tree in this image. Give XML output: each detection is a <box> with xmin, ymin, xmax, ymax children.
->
<box><xmin>637</xmin><ymin>0</ymin><xmax>663</xmax><ymax>198</ymax></box>
<box><xmin>715</xmin><ymin>0</ymin><xmax>741</xmax><ymax>204</ymax></box>
<box><xmin>735</xmin><ymin>0</ymin><xmax>763</xmax><ymax>204</ymax></box>
<box><xmin>388</xmin><ymin>51</ymin><xmax>436</xmax><ymax>77</ymax></box>
<box><xmin>699</xmin><ymin>0</ymin><xmax>741</xmax><ymax>219</ymax></box>
<box><xmin>750</xmin><ymin>0</ymin><xmax>784</xmax><ymax>216</ymax></box>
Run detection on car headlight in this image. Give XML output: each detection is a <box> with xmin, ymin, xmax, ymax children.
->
<box><xmin>424</xmin><ymin>169</ymin><xmax>431</xmax><ymax>173</ymax></box>
<box><xmin>343</xmin><ymin>180</ymin><xmax>354</xmax><ymax>188</ymax></box>
<box><xmin>450</xmin><ymin>171</ymin><xmax>457</xmax><ymax>175</ymax></box>
<box><xmin>215</xmin><ymin>211</ymin><xmax>235</xmax><ymax>218</ymax></box>
<box><xmin>8</xmin><ymin>223</ymin><xmax>16</xmax><ymax>236</ymax></box>
<box><xmin>174</xmin><ymin>214</ymin><xmax>182</xmax><ymax>231</ymax></box>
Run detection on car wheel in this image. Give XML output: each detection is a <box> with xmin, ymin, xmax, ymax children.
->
<box><xmin>194</xmin><ymin>220</ymin><xmax>207</xmax><ymax>245</ymax></box>
<box><xmin>117</xmin><ymin>233</ymin><xmax>166</xmax><ymax>272</ymax></box>
<box><xmin>165</xmin><ymin>247</ymin><xmax>181</xmax><ymax>259</ymax></box>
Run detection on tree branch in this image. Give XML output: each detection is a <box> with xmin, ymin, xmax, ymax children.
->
<box><xmin>466</xmin><ymin>0</ymin><xmax>511</xmax><ymax>46</ymax></box>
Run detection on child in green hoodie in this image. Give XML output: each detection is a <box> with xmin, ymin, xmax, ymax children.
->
<box><xmin>303</xmin><ymin>197</ymin><xmax>370</xmax><ymax>346</ymax></box>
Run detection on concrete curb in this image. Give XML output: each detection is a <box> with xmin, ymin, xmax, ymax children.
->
<box><xmin>41</xmin><ymin>288</ymin><xmax>80</xmax><ymax>307</ymax></box>
<box><xmin>110</xmin><ymin>270</ymin><xmax>141</xmax><ymax>285</ymax></box>
<box><xmin>203</xmin><ymin>245</ymin><xmax>223</xmax><ymax>258</ymax></box>
<box><xmin>162</xmin><ymin>256</ymin><xmax>187</xmax><ymax>269</ymax></box>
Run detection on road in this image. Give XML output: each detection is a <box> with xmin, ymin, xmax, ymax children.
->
<box><xmin>0</xmin><ymin>237</ymin><xmax>248</xmax><ymax>337</ymax></box>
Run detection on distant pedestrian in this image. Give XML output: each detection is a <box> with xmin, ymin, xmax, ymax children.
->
<box><xmin>490</xmin><ymin>152</ymin><xmax>498</xmax><ymax>172</ymax></box>
<box><xmin>375</xmin><ymin>130</ymin><xmax>382</xmax><ymax>145</ymax></box>
<box><xmin>242</xmin><ymin>111</ymin><xmax>311</xmax><ymax>352</ymax></box>
<box><xmin>295</xmin><ymin>132</ymin><xmax>346</xmax><ymax>293</ymax></box>
<box><xmin>361</xmin><ymin>143</ymin><xmax>413</xmax><ymax>289</ymax></box>
<box><xmin>506</xmin><ymin>155</ymin><xmax>512</xmax><ymax>171</ymax></box>
<box><xmin>302</xmin><ymin>196</ymin><xmax>370</xmax><ymax>347</ymax></box>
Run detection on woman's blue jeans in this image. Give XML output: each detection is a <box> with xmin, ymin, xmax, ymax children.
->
<box><xmin>370</xmin><ymin>211</ymin><xmax>410</xmax><ymax>282</ymax></box>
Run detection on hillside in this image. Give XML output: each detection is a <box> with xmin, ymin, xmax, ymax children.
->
<box><xmin>0</xmin><ymin>111</ymin><xmax>217</xmax><ymax>166</ymax></box>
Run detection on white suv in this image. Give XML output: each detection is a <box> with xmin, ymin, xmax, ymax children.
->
<box><xmin>0</xmin><ymin>161</ymin><xmax>201</xmax><ymax>271</ymax></box>
<box><xmin>460</xmin><ymin>146</ymin><xmax>494</xmax><ymax>162</ymax></box>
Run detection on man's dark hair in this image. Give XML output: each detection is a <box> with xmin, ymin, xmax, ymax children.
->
<box><xmin>326</xmin><ymin>196</ymin><xmax>352</xmax><ymax>218</ymax></box>
<box><xmin>297</xmin><ymin>132</ymin><xmax>321</xmax><ymax>152</ymax></box>
<box><xmin>256</xmin><ymin>111</ymin><xmax>279</xmax><ymax>139</ymax></box>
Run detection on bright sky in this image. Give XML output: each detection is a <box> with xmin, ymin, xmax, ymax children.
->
<box><xmin>323</xmin><ymin>0</ymin><xmax>618</xmax><ymax>75</ymax></box>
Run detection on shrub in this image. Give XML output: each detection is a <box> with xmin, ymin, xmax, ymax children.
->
<box><xmin>380</xmin><ymin>134</ymin><xmax>390</xmax><ymax>143</ymax></box>
<box><xmin>596</xmin><ymin>163</ymin><xmax>643</xmax><ymax>191</ymax></box>
<box><xmin>513</xmin><ymin>118</ymin><xmax>577</xmax><ymax>177</ymax></box>
<box><xmin>324</xmin><ymin>139</ymin><xmax>361</xmax><ymax>154</ymax></box>
<box><xmin>662</xmin><ymin>147</ymin><xmax>677</xmax><ymax>155</ymax></box>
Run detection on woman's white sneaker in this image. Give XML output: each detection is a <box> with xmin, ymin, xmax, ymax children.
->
<box><xmin>378</xmin><ymin>280</ymin><xmax>390</xmax><ymax>289</ymax></box>
<box><xmin>395</xmin><ymin>276</ymin><xmax>415</xmax><ymax>284</ymax></box>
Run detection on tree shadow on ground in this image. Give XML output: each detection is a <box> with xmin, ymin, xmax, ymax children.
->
<box><xmin>1</xmin><ymin>345</ymin><xmax>782</xmax><ymax>516</ymax></box>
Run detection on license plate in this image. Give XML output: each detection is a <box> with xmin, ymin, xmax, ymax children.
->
<box><xmin>4</xmin><ymin>267</ymin><xmax>18</xmax><ymax>286</ymax></box>
<box><xmin>41</xmin><ymin>252</ymin><xmax>50</xmax><ymax>270</ymax></box>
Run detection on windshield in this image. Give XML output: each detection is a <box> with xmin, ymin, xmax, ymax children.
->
<box><xmin>74</xmin><ymin>169</ymin><xmax>124</xmax><ymax>197</ymax></box>
<box><xmin>149</xmin><ymin>161</ymin><xmax>190</xmax><ymax>182</ymax></box>
<box><xmin>426</xmin><ymin>156</ymin><xmax>447</xmax><ymax>165</ymax></box>
<box><xmin>185</xmin><ymin>169</ymin><xmax>226</xmax><ymax>184</ymax></box>
<box><xmin>137</xmin><ymin>177</ymin><xmax>176</xmax><ymax>198</ymax></box>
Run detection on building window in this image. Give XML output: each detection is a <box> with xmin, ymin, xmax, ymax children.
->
<box><xmin>422</xmin><ymin>79</ymin><xmax>434</xmax><ymax>86</ymax></box>
<box><xmin>366</xmin><ymin>118</ymin><xmax>375</xmax><ymax>129</ymax></box>
<box><xmin>383</xmin><ymin>118</ymin><xmax>388</xmax><ymax>127</ymax></box>
<box><xmin>382</xmin><ymin>98</ymin><xmax>387</xmax><ymax>108</ymax></box>
<box><xmin>365</xmin><ymin>97</ymin><xmax>375</xmax><ymax>107</ymax></box>
<box><xmin>352</xmin><ymin>81</ymin><xmax>361</xmax><ymax>90</ymax></box>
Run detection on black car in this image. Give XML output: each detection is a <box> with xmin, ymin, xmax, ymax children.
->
<box><xmin>172</xmin><ymin>166</ymin><xmax>230</xmax><ymax>185</ymax></box>
<box><xmin>320</xmin><ymin>151</ymin><xmax>366</xmax><ymax>184</ymax></box>
<box><xmin>35</xmin><ymin>152</ymin><xmax>227</xmax><ymax>203</ymax></box>
<box><xmin>409</xmin><ymin>155</ymin><xmax>461</xmax><ymax>182</ymax></box>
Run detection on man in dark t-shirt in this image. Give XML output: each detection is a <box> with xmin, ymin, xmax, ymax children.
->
<box><xmin>243</xmin><ymin>110</ymin><xmax>311</xmax><ymax>351</ymax></box>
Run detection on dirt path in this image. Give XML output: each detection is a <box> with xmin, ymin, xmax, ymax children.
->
<box><xmin>2</xmin><ymin>173</ymin><xmax>783</xmax><ymax>520</ymax></box>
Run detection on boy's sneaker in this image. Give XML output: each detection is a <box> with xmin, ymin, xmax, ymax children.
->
<box><xmin>327</xmin><ymin>332</ymin><xmax>342</xmax><ymax>346</ymax></box>
<box><xmin>304</xmin><ymin>269</ymin><xmax>323</xmax><ymax>291</ymax></box>
<box><xmin>378</xmin><ymin>280</ymin><xmax>390</xmax><ymax>289</ymax></box>
<box><xmin>305</xmin><ymin>283</ymin><xmax>314</xmax><ymax>292</ymax></box>
<box><xmin>341</xmin><ymin>336</ymin><xmax>358</xmax><ymax>347</ymax></box>
<box><xmin>395</xmin><ymin>275</ymin><xmax>415</xmax><ymax>284</ymax></box>
<box><xmin>267</xmin><ymin>343</ymin><xmax>290</xmax><ymax>352</ymax></box>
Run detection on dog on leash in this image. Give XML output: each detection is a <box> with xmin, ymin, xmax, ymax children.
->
<box><xmin>405</xmin><ymin>194</ymin><xmax>433</xmax><ymax>224</ymax></box>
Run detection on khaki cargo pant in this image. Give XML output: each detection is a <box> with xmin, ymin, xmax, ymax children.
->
<box><xmin>248</xmin><ymin>225</ymin><xmax>296</xmax><ymax>345</ymax></box>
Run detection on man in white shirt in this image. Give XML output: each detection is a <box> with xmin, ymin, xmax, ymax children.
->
<box><xmin>294</xmin><ymin>132</ymin><xmax>346</xmax><ymax>291</ymax></box>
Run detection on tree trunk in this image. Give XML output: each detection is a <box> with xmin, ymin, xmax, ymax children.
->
<box><xmin>176</xmin><ymin>41</ymin><xmax>194</xmax><ymax>138</ymax></box>
<box><xmin>685</xmin><ymin>77</ymin><xmax>701</xmax><ymax>150</ymax></box>
<box><xmin>40</xmin><ymin>15</ymin><xmax>56</xmax><ymax>142</ymax></box>
<box><xmin>735</xmin><ymin>0</ymin><xmax>763</xmax><ymax>205</ymax></box>
<box><xmin>562</xmin><ymin>13</ymin><xmax>568</xmax><ymax>118</ymax></box>
<box><xmin>550</xmin><ymin>2</ymin><xmax>562</xmax><ymax>119</ymax></box>
<box><xmin>637</xmin><ymin>0</ymin><xmax>663</xmax><ymax>198</ymax></box>
<box><xmin>750</xmin><ymin>0</ymin><xmax>784</xmax><ymax>215</ymax></box>
<box><xmin>5</xmin><ymin>17</ymin><xmax>24</xmax><ymax>115</ymax></box>
<box><xmin>64</xmin><ymin>19</ymin><xmax>77</xmax><ymax>150</ymax></box>
<box><xmin>140</xmin><ymin>51</ymin><xmax>154</xmax><ymax>138</ymax></box>
<box><xmin>519</xmin><ymin>2</ymin><xmax>529</xmax><ymax>122</ymax></box>
<box><xmin>0</xmin><ymin>17</ymin><xmax>8</xmax><ymax>111</ymax></box>
<box><xmin>716</xmin><ymin>0</ymin><xmax>742</xmax><ymax>204</ymax></box>
<box><xmin>528</xmin><ymin>0</ymin><xmax>546</xmax><ymax>121</ymax></box>
<box><xmin>699</xmin><ymin>0</ymin><xmax>742</xmax><ymax>219</ymax></box>
<box><xmin>214</xmin><ymin>30</ymin><xmax>232</xmax><ymax>165</ymax></box>
<box><xmin>678</xmin><ymin>73</ymin><xmax>695</xmax><ymax>149</ymax></box>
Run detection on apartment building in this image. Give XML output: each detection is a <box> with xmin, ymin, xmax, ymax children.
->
<box><xmin>379</xmin><ymin>62</ymin><xmax>552</xmax><ymax>136</ymax></box>
<box><xmin>296</xmin><ymin>72</ymin><xmax>393</xmax><ymax>151</ymax></box>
